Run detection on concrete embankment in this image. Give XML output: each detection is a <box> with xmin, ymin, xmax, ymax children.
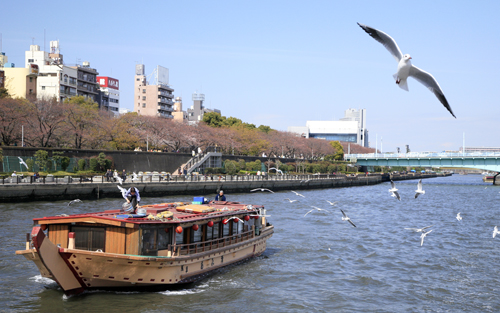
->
<box><xmin>0</xmin><ymin>173</ymin><xmax>448</xmax><ymax>203</ymax></box>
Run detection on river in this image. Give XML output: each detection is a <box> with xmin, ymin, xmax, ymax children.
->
<box><xmin>1</xmin><ymin>174</ymin><xmax>499</xmax><ymax>312</ymax></box>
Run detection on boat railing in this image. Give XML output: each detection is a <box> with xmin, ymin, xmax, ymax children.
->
<box><xmin>171</xmin><ymin>227</ymin><xmax>255</xmax><ymax>256</ymax></box>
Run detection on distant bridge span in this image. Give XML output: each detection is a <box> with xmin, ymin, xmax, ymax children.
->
<box><xmin>345</xmin><ymin>152</ymin><xmax>500</xmax><ymax>172</ymax></box>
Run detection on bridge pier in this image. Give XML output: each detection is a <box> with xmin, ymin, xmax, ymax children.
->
<box><xmin>493</xmin><ymin>172</ymin><xmax>500</xmax><ymax>185</ymax></box>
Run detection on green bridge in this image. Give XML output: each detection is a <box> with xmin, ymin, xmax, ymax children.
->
<box><xmin>345</xmin><ymin>152</ymin><xmax>500</xmax><ymax>172</ymax></box>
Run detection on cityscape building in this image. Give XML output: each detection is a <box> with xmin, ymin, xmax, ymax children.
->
<box><xmin>172</xmin><ymin>97</ymin><xmax>187</xmax><ymax>121</ymax></box>
<box><xmin>288</xmin><ymin>108</ymin><xmax>369</xmax><ymax>147</ymax></box>
<box><xmin>70</xmin><ymin>61</ymin><xmax>99</xmax><ymax>102</ymax></box>
<box><xmin>134</xmin><ymin>64</ymin><xmax>174</xmax><ymax>118</ymax></box>
<box><xmin>96</xmin><ymin>76</ymin><xmax>120</xmax><ymax>114</ymax></box>
<box><xmin>186</xmin><ymin>92</ymin><xmax>220</xmax><ymax>124</ymax></box>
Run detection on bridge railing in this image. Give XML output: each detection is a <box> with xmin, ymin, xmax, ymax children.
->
<box><xmin>345</xmin><ymin>152</ymin><xmax>500</xmax><ymax>159</ymax></box>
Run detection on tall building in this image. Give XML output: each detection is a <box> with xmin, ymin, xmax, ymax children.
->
<box><xmin>186</xmin><ymin>92</ymin><xmax>221</xmax><ymax>123</ymax></box>
<box><xmin>70</xmin><ymin>61</ymin><xmax>99</xmax><ymax>102</ymax></box>
<box><xmin>97</xmin><ymin>76</ymin><xmax>120</xmax><ymax>114</ymax></box>
<box><xmin>134</xmin><ymin>64</ymin><xmax>174</xmax><ymax>118</ymax></box>
<box><xmin>288</xmin><ymin>108</ymin><xmax>369</xmax><ymax>147</ymax></box>
<box><xmin>1</xmin><ymin>63</ymin><xmax>39</xmax><ymax>99</ymax></box>
<box><xmin>25</xmin><ymin>43</ymin><xmax>78</xmax><ymax>102</ymax></box>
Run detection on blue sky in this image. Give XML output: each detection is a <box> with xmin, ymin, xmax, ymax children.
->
<box><xmin>2</xmin><ymin>0</ymin><xmax>499</xmax><ymax>152</ymax></box>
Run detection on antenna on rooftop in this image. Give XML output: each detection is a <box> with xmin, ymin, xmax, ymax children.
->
<box><xmin>31</xmin><ymin>37</ymin><xmax>35</xmax><ymax>45</ymax></box>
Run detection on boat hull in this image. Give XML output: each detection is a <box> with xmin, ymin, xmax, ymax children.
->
<box><xmin>17</xmin><ymin>226</ymin><xmax>273</xmax><ymax>295</ymax></box>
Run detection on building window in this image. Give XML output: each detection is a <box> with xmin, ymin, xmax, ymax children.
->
<box><xmin>136</xmin><ymin>78</ymin><xmax>140</xmax><ymax>81</ymax></box>
<box><xmin>28</xmin><ymin>59</ymin><xmax>34</xmax><ymax>63</ymax></box>
<box><xmin>142</xmin><ymin>103</ymin><xmax>146</xmax><ymax>108</ymax></box>
<box><xmin>29</xmin><ymin>77</ymin><xmax>33</xmax><ymax>82</ymax></box>
<box><xmin>138</xmin><ymin>103</ymin><xmax>140</xmax><ymax>107</ymax></box>
<box><xmin>142</xmin><ymin>89</ymin><xmax>146</xmax><ymax>93</ymax></box>
<box><xmin>71</xmin><ymin>226</ymin><xmax>105</xmax><ymax>252</ymax></box>
<box><xmin>29</xmin><ymin>89</ymin><xmax>33</xmax><ymax>94</ymax></box>
<box><xmin>142</xmin><ymin>96</ymin><xmax>146</xmax><ymax>100</ymax></box>
<box><xmin>42</xmin><ymin>86</ymin><xmax>45</xmax><ymax>90</ymax></box>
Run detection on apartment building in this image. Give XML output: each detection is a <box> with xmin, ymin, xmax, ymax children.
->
<box><xmin>97</xmin><ymin>76</ymin><xmax>120</xmax><ymax>114</ymax></box>
<box><xmin>133</xmin><ymin>64</ymin><xmax>174</xmax><ymax>118</ymax></box>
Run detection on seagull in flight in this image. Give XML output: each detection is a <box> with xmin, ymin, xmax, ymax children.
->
<box><xmin>68</xmin><ymin>199</ymin><xmax>82</xmax><ymax>206</ymax></box>
<box><xmin>226</xmin><ymin>216</ymin><xmax>244</xmax><ymax>223</ymax></box>
<box><xmin>284</xmin><ymin>198</ymin><xmax>297</xmax><ymax>203</ymax></box>
<box><xmin>292</xmin><ymin>190</ymin><xmax>305</xmax><ymax>198</ymax></box>
<box><xmin>326</xmin><ymin>200</ymin><xmax>338</xmax><ymax>206</ymax></box>
<box><xmin>415</xmin><ymin>179</ymin><xmax>425</xmax><ymax>199</ymax></box>
<box><xmin>340</xmin><ymin>209</ymin><xmax>356</xmax><ymax>227</ymax></box>
<box><xmin>18</xmin><ymin>157</ymin><xmax>28</xmax><ymax>170</ymax></box>
<box><xmin>131</xmin><ymin>172</ymin><xmax>139</xmax><ymax>181</ymax></box>
<box><xmin>250</xmin><ymin>188</ymin><xmax>274</xmax><ymax>193</ymax></box>
<box><xmin>269</xmin><ymin>167</ymin><xmax>283</xmax><ymax>175</ymax></box>
<box><xmin>420</xmin><ymin>230</ymin><xmax>433</xmax><ymax>246</ymax></box>
<box><xmin>456</xmin><ymin>213</ymin><xmax>462</xmax><ymax>221</ymax></box>
<box><xmin>493</xmin><ymin>226</ymin><xmax>500</xmax><ymax>238</ymax></box>
<box><xmin>115</xmin><ymin>175</ymin><xmax>123</xmax><ymax>185</ymax></box>
<box><xmin>357</xmin><ymin>22</ymin><xmax>456</xmax><ymax>118</ymax></box>
<box><xmin>117</xmin><ymin>185</ymin><xmax>128</xmax><ymax>200</ymax></box>
<box><xmin>304</xmin><ymin>206</ymin><xmax>330</xmax><ymax>217</ymax></box>
<box><xmin>389</xmin><ymin>180</ymin><xmax>401</xmax><ymax>201</ymax></box>
<box><xmin>405</xmin><ymin>224</ymin><xmax>434</xmax><ymax>233</ymax></box>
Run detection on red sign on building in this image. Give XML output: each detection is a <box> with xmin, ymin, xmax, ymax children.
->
<box><xmin>97</xmin><ymin>76</ymin><xmax>119</xmax><ymax>90</ymax></box>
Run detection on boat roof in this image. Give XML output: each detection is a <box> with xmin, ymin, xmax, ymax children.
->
<box><xmin>33</xmin><ymin>201</ymin><xmax>263</xmax><ymax>228</ymax></box>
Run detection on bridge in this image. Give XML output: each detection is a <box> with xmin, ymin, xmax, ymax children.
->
<box><xmin>344</xmin><ymin>152</ymin><xmax>500</xmax><ymax>172</ymax></box>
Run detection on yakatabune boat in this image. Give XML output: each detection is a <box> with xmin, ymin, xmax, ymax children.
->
<box><xmin>16</xmin><ymin>199</ymin><xmax>273</xmax><ymax>295</ymax></box>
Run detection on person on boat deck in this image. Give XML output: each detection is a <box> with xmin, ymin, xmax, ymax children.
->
<box><xmin>125</xmin><ymin>187</ymin><xmax>141</xmax><ymax>210</ymax></box>
<box><xmin>215</xmin><ymin>190</ymin><xmax>226</xmax><ymax>201</ymax></box>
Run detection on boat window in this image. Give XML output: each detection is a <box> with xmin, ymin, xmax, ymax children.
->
<box><xmin>212</xmin><ymin>223</ymin><xmax>220</xmax><ymax>240</ymax></box>
<box><xmin>142</xmin><ymin>229</ymin><xmax>157</xmax><ymax>256</ymax></box>
<box><xmin>244</xmin><ymin>218</ymin><xmax>254</xmax><ymax>232</ymax></box>
<box><xmin>175</xmin><ymin>229</ymin><xmax>184</xmax><ymax>245</ymax></box>
<box><xmin>193</xmin><ymin>227</ymin><xmax>202</xmax><ymax>243</ymax></box>
<box><xmin>72</xmin><ymin>226</ymin><xmax>105</xmax><ymax>252</ymax></box>
<box><xmin>223</xmin><ymin>222</ymin><xmax>230</xmax><ymax>237</ymax></box>
<box><xmin>157</xmin><ymin>228</ymin><xmax>171</xmax><ymax>250</ymax></box>
<box><xmin>237</xmin><ymin>221</ymin><xmax>244</xmax><ymax>234</ymax></box>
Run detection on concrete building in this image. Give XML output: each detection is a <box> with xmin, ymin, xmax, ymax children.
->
<box><xmin>2</xmin><ymin>63</ymin><xmax>39</xmax><ymax>99</ymax></box>
<box><xmin>70</xmin><ymin>61</ymin><xmax>99</xmax><ymax>102</ymax></box>
<box><xmin>134</xmin><ymin>64</ymin><xmax>174</xmax><ymax>118</ymax></box>
<box><xmin>25</xmin><ymin>43</ymin><xmax>78</xmax><ymax>102</ymax></box>
<box><xmin>186</xmin><ymin>92</ymin><xmax>221</xmax><ymax>123</ymax></box>
<box><xmin>288</xmin><ymin>108</ymin><xmax>369</xmax><ymax>147</ymax></box>
<box><xmin>96</xmin><ymin>76</ymin><xmax>120</xmax><ymax>114</ymax></box>
<box><xmin>0</xmin><ymin>69</ymin><xmax>4</xmax><ymax>89</ymax></box>
<box><xmin>172</xmin><ymin>97</ymin><xmax>187</xmax><ymax>121</ymax></box>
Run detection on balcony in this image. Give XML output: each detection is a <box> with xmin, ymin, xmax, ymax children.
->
<box><xmin>158</xmin><ymin>98</ymin><xmax>174</xmax><ymax>105</ymax></box>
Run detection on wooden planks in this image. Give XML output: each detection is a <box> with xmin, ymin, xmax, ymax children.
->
<box><xmin>48</xmin><ymin>224</ymin><xmax>69</xmax><ymax>248</ymax></box>
<box><xmin>105</xmin><ymin>227</ymin><xmax>126</xmax><ymax>254</ymax></box>
<box><xmin>125</xmin><ymin>228</ymin><xmax>140</xmax><ymax>255</ymax></box>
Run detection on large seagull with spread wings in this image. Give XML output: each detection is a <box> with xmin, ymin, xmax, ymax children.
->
<box><xmin>357</xmin><ymin>22</ymin><xmax>456</xmax><ymax>118</ymax></box>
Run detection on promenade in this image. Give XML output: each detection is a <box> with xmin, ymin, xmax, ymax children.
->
<box><xmin>0</xmin><ymin>172</ymin><xmax>448</xmax><ymax>202</ymax></box>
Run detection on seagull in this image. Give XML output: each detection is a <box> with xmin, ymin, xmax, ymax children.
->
<box><xmin>389</xmin><ymin>180</ymin><xmax>401</xmax><ymax>201</ymax></box>
<box><xmin>269</xmin><ymin>167</ymin><xmax>283</xmax><ymax>175</ymax></box>
<box><xmin>493</xmin><ymin>226</ymin><xmax>500</xmax><ymax>238</ymax></box>
<box><xmin>117</xmin><ymin>185</ymin><xmax>128</xmax><ymax>200</ymax></box>
<box><xmin>131</xmin><ymin>172</ymin><xmax>139</xmax><ymax>181</ymax></box>
<box><xmin>226</xmin><ymin>216</ymin><xmax>244</xmax><ymax>223</ymax></box>
<box><xmin>18</xmin><ymin>157</ymin><xmax>28</xmax><ymax>170</ymax></box>
<box><xmin>326</xmin><ymin>200</ymin><xmax>338</xmax><ymax>206</ymax></box>
<box><xmin>456</xmin><ymin>213</ymin><xmax>462</xmax><ymax>221</ymax></box>
<box><xmin>250</xmin><ymin>188</ymin><xmax>274</xmax><ymax>193</ymax></box>
<box><xmin>284</xmin><ymin>198</ymin><xmax>298</xmax><ymax>203</ymax></box>
<box><xmin>68</xmin><ymin>199</ymin><xmax>82</xmax><ymax>206</ymax></box>
<box><xmin>304</xmin><ymin>206</ymin><xmax>331</xmax><ymax>217</ymax></box>
<box><xmin>415</xmin><ymin>179</ymin><xmax>425</xmax><ymax>199</ymax></box>
<box><xmin>292</xmin><ymin>190</ymin><xmax>305</xmax><ymax>198</ymax></box>
<box><xmin>115</xmin><ymin>175</ymin><xmax>123</xmax><ymax>185</ymax></box>
<box><xmin>340</xmin><ymin>209</ymin><xmax>356</xmax><ymax>227</ymax></box>
<box><xmin>300</xmin><ymin>179</ymin><xmax>310</xmax><ymax>183</ymax></box>
<box><xmin>405</xmin><ymin>224</ymin><xmax>434</xmax><ymax>233</ymax></box>
<box><xmin>357</xmin><ymin>22</ymin><xmax>456</xmax><ymax>118</ymax></box>
<box><xmin>420</xmin><ymin>230</ymin><xmax>433</xmax><ymax>246</ymax></box>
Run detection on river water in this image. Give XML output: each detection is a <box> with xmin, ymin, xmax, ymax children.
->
<box><xmin>1</xmin><ymin>175</ymin><xmax>500</xmax><ymax>312</ymax></box>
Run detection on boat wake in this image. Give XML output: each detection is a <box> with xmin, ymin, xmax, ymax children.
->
<box><xmin>29</xmin><ymin>275</ymin><xmax>55</xmax><ymax>285</ymax></box>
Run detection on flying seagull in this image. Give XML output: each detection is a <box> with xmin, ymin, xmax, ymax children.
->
<box><xmin>292</xmin><ymin>190</ymin><xmax>305</xmax><ymax>198</ymax></box>
<box><xmin>420</xmin><ymin>230</ymin><xmax>433</xmax><ymax>246</ymax></box>
<box><xmin>389</xmin><ymin>180</ymin><xmax>401</xmax><ymax>201</ymax></box>
<box><xmin>226</xmin><ymin>216</ymin><xmax>244</xmax><ymax>223</ymax></box>
<box><xmin>250</xmin><ymin>188</ymin><xmax>274</xmax><ymax>193</ymax></box>
<box><xmin>284</xmin><ymin>198</ymin><xmax>298</xmax><ymax>203</ymax></box>
<box><xmin>357</xmin><ymin>22</ymin><xmax>456</xmax><ymax>118</ymax></box>
<box><xmin>493</xmin><ymin>226</ymin><xmax>500</xmax><ymax>238</ymax></box>
<box><xmin>117</xmin><ymin>185</ymin><xmax>128</xmax><ymax>200</ymax></box>
<box><xmin>68</xmin><ymin>199</ymin><xmax>82</xmax><ymax>206</ymax></box>
<box><xmin>405</xmin><ymin>224</ymin><xmax>434</xmax><ymax>233</ymax></box>
<box><xmin>326</xmin><ymin>200</ymin><xmax>338</xmax><ymax>206</ymax></box>
<box><xmin>18</xmin><ymin>157</ymin><xmax>28</xmax><ymax>170</ymax></box>
<box><xmin>456</xmin><ymin>213</ymin><xmax>462</xmax><ymax>221</ymax></box>
<box><xmin>340</xmin><ymin>209</ymin><xmax>356</xmax><ymax>227</ymax></box>
<box><xmin>304</xmin><ymin>206</ymin><xmax>330</xmax><ymax>217</ymax></box>
<box><xmin>415</xmin><ymin>179</ymin><xmax>425</xmax><ymax>199</ymax></box>
<box><xmin>131</xmin><ymin>172</ymin><xmax>139</xmax><ymax>181</ymax></box>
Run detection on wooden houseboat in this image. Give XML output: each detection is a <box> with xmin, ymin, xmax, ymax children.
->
<box><xmin>16</xmin><ymin>199</ymin><xmax>273</xmax><ymax>295</ymax></box>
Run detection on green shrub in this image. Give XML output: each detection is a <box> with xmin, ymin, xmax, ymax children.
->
<box><xmin>34</xmin><ymin>150</ymin><xmax>51</xmax><ymax>172</ymax></box>
<box><xmin>61</xmin><ymin>157</ymin><xmax>71</xmax><ymax>171</ymax></box>
<box><xmin>78</xmin><ymin>159</ymin><xmax>86</xmax><ymax>171</ymax></box>
<box><xmin>26</xmin><ymin>159</ymin><xmax>34</xmax><ymax>172</ymax></box>
<box><xmin>89</xmin><ymin>158</ymin><xmax>98</xmax><ymax>171</ymax></box>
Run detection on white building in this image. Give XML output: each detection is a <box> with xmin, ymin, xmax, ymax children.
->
<box><xmin>288</xmin><ymin>108</ymin><xmax>368</xmax><ymax>147</ymax></box>
<box><xmin>97</xmin><ymin>76</ymin><xmax>120</xmax><ymax>115</ymax></box>
<box><xmin>25</xmin><ymin>43</ymin><xmax>78</xmax><ymax>102</ymax></box>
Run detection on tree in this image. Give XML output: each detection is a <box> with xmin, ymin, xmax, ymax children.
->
<box><xmin>330</xmin><ymin>141</ymin><xmax>344</xmax><ymax>160</ymax></box>
<box><xmin>24</xmin><ymin>98</ymin><xmax>65</xmax><ymax>147</ymax></box>
<box><xmin>202</xmin><ymin>112</ymin><xmax>225</xmax><ymax>127</ymax></box>
<box><xmin>34</xmin><ymin>150</ymin><xmax>51</xmax><ymax>172</ymax></box>
<box><xmin>0</xmin><ymin>97</ymin><xmax>29</xmax><ymax>146</ymax></box>
<box><xmin>0</xmin><ymin>88</ymin><xmax>9</xmax><ymax>99</ymax></box>
<box><xmin>62</xmin><ymin>96</ymin><xmax>101</xmax><ymax>149</ymax></box>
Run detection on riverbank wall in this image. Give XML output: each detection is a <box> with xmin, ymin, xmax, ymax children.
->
<box><xmin>0</xmin><ymin>173</ymin><xmax>448</xmax><ymax>203</ymax></box>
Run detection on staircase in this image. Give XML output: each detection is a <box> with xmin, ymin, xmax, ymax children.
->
<box><xmin>175</xmin><ymin>152</ymin><xmax>222</xmax><ymax>175</ymax></box>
